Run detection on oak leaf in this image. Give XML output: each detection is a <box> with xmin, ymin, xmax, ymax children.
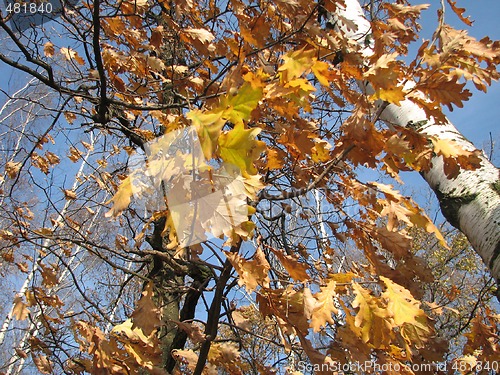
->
<box><xmin>311</xmin><ymin>60</ymin><xmax>333</xmax><ymax>86</ymax></box>
<box><xmin>131</xmin><ymin>283</ymin><xmax>162</xmax><ymax>336</ymax></box>
<box><xmin>370</xmin><ymin>86</ymin><xmax>406</xmax><ymax>105</ymax></box>
<box><xmin>310</xmin><ymin>279</ymin><xmax>338</xmax><ymax>332</ymax></box>
<box><xmin>224</xmin><ymin>247</ymin><xmax>270</xmax><ymax>292</ymax></box>
<box><xmin>278</xmin><ymin>47</ymin><xmax>315</xmax><ymax>80</ymax></box>
<box><xmin>446</xmin><ymin>0</ymin><xmax>473</xmax><ymax>26</ymax></box>
<box><xmin>12</xmin><ymin>295</ymin><xmax>30</xmax><ymax>321</ymax></box>
<box><xmin>351</xmin><ymin>283</ymin><xmax>393</xmax><ymax>347</ymax></box>
<box><xmin>182</xmin><ymin>28</ymin><xmax>215</xmax><ymax>44</ymax></box>
<box><xmin>380</xmin><ymin>276</ymin><xmax>427</xmax><ymax>327</ymax></box>
<box><xmin>32</xmin><ymin>354</ymin><xmax>53</xmax><ymax>374</ymax></box>
<box><xmin>60</xmin><ymin>47</ymin><xmax>85</xmax><ymax>65</ymax></box>
<box><xmin>269</xmin><ymin>247</ymin><xmax>309</xmax><ymax>281</ymax></box>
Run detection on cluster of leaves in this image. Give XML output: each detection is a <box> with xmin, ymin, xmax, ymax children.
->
<box><xmin>0</xmin><ymin>0</ymin><xmax>499</xmax><ymax>374</ymax></box>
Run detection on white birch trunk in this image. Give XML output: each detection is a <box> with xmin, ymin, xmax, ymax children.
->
<box><xmin>337</xmin><ymin>0</ymin><xmax>500</xmax><ymax>282</ymax></box>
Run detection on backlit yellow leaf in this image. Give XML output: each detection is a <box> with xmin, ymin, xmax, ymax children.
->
<box><xmin>218</xmin><ymin>124</ymin><xmax>266</xmax><ymax>176</ymax></box>
<box><xmin>105</xmin><ymin>176</ymin><xmax>133</xmax><ymax>217</ymax></box>
<box><xmin>370</xmin><ymin>86</ymin><xmax>406</xmax><ymax>105</ymax></box>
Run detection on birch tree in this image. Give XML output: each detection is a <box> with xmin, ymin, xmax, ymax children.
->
<box><xmin>0</xmin><ymin>0</ymin><xmax>499</xmax><ymax>373</ymax></box>
<box><xmin>336</xmin><ymin>0</ymin><xmax>500</xmax><ymax>285</ymax></box>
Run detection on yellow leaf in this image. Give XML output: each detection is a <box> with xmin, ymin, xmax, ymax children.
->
<box><xmin>105</xmin><ymin>176</ymin><xmax>133</xmax><ymax>217</ymax></box>
<box><xmin>351</xmin><ymin>283</ymin><xmax>393</xmax><ymax>347</ymax></box>
<box><xmin>220</xmin><ymin>82</ymin><xmax>263</xmax><ymax>125</ymax></box>
<box><xmin>218</xmin><ymin>124</ymin><xmax>266</xmax><ymax>176</ymax></box>
<box><xmin>207</xmin><ymin>342</ymin><xmax>241</xmax><ymax>368</ymax></box>
<box><xmin>431</xmin><ymin>137</ymin><xmax>470</xmax><ymax>158</ymax></box>
<box><xmin>311</xmin><ymin>60</ymin><xmax>332</xmax><ymax>86</ymax></box>
<box><xmin>181</xmin><ymin>28</ymin><xmax>215</xmax><ymax>43</ymax></box>
<box><xmin>370</xmin><ymin>86</ymin><xmax>406</xmax><ymax>105</ymax></box>
<box><xmin>266</xmin><ymin>149</ymin><xmax>284</xmax><ymax>170</ymax></box>
<box><xmin>188</xmin><ymin>109</ymin><xmax>226</xmax><ymax>159</ymax></box>
<box><xmin>311</xmin><ymin>138</ymin><xmax>332</xmax><ymax>162</ymax></box>
<box><xmin>278</xmin><ymin>47</ymin><xmax>315</xmax><ymax>80</ymax></box>
<box><xmin>310</xmin><ymin>279</ymin><xmax>338</xmax><ymax>332</ymax></box>
<box><xmin>380</xmin><ymin>277</ymin><xmax>426</xmax><ymax>327</ymax></box>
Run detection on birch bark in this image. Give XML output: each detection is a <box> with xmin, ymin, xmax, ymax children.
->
<box><xmin>337</xmin><ymin>0</ymin><xmax>500</xmax><ymax>281</ymax></box>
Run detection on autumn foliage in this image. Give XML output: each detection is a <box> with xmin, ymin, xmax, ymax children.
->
<box><xmin>0</xmin><ymin>0</ymin><xmax>499</xmax><ymax>374</ymax></box>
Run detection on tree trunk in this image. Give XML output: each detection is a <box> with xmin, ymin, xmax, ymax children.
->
<box><xmin>337</xmin><ymin>0</ymin><xmax>500</xmax><ymax>282</ymax></box>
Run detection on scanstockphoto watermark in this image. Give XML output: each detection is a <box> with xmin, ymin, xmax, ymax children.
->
<box><xmin>127</xmin><ymin>126</ymin><xmax>249</xmax><ymax>248</ymax></box>
<box><xmin>297</xmin><ymin>360</ymin><xmax>450</xmax><ymax>374</ymax></box>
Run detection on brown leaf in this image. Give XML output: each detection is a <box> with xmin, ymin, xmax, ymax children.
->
<box><xmin>232</xmin><ymin>310</ymin><xmax>252</xmax><ymax>331</ymax></box>
<box><xmin>43</xmin><ymin>42</ymin><xmax>55</xmax><ymax>57</ymax></box>
<box><xmin>5</xmin><ymin>161</ymin><xmax>21</xmax><ymax>179</ymax></box>
<box><xmin>12</xmin><ymin>296</ymin><xmax>30</xmax><ymax>321</ymax></box>
<box><xmin>68</xmin><ymin>147</ymin><xmax>83</xmax><ymax>162</ymax></box>
<box><xmin>60</xmin><ymin>47</ymin><xmax>85</xmax><ymax>65</ymax></box>
<box><xmin>224</xmin><ymin>247</ymin><xmax>270</xmax><ymax>292</ymax></box>
<box><xmin>32</xmin><ymin>354</ymin><xmax>53</xmax><ymax>374</ymax></box>
<box><xmin>172</xmin><ymin>321</ymin><xmax>206</xmax><ymax>344</ymax></box>
<box><xmin>15</xmin><ymin>348</ymin><xmax>28</xmax><ymax>359</ymax></box>
<box><xmin>269</xmin><ymin>247</ymin><xmax>309</xmax><ymax>281</ymax></box>
<box><xmin>310</xmin><ymin>279</ymin><xmax>338</xmax><ymax>332</ymax></box>
<box><xmin>131</xmin><ymin>283</ymin><xmax>162</xmax><ymax>336</ymax></box>
<box><xmin>63</xmin><ymin>189</ymin><xmax>77</xmax><ymax>200</ymax></box>
<box><xmin>446</xmin><ymin>0</ymin><xmax>473</xmax><ymax>26</ymax></box>
<box><xmin>40</xmin><ymin>263</ymin><xmax>58</xmax><ymax>288</ymax></box>
<box><xmin>374</xmin><ymin>227</ymin><xmax>411</xmax><ymax>259</ymax></box>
